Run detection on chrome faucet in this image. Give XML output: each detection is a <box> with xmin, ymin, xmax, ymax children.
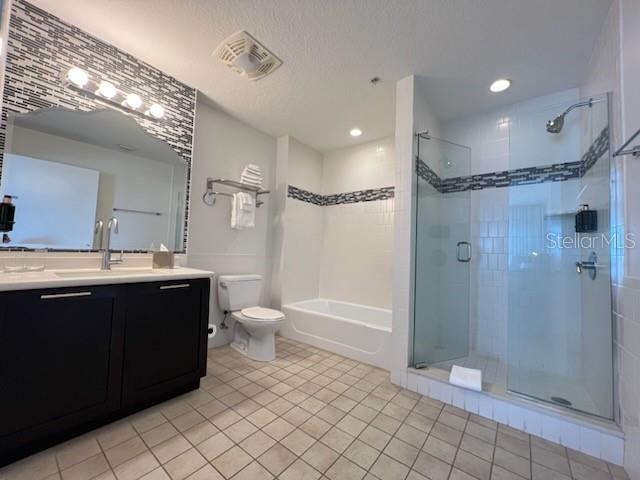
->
<box><xmin>101</xmin><ymin>217</ymin><xmax>123</xmax><ymax>270</ymax></box>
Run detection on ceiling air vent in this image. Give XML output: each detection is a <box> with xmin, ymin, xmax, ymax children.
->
<box><xmin>213</xmin><ymin>31</ymin><xmax>282</xmax><ymax>81</ymax></box>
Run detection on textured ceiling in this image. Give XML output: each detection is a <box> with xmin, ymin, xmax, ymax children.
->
<box><xmin>29</xmin><ymin>0</ymin><xmax>611</xmax><ymax>151</ymax></box>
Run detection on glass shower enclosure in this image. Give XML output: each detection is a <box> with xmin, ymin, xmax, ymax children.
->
<box><xmin>412</xmin><ymin>93</ymin><xmax>614</xmax><ymax>419</ymax></box>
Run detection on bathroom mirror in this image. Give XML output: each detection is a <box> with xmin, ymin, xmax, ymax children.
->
<box><xmin>0</xmin><ymin>107</ymin><xmax>188</xmax><ymax>251</ymax></box>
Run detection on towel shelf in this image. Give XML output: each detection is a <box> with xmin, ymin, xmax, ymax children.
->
<box><xmin>202</xmin><ymin>178</ymin><xmax>270</xmax><ymax>207</ymax></box>
<box><xmin>614</xmin><ymin>127</ymin><xmax>640</xmax><ymax>158</ymax></box>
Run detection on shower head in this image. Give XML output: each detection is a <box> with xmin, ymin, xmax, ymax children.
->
<box><xmin>546</xmin><ymin>115</ymin><xmax>565</xmax><ymax>134</ymax></box>
<box><xmin>546</xmin><ymin>98</ymin><xmax>594</xmax><ymax>134</ymax></box>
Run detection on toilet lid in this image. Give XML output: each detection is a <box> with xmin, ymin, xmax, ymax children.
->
<box><xmin>240</xmin><ymin>307</ymin><xmax>284</xmax><ymax>320</ymax></box>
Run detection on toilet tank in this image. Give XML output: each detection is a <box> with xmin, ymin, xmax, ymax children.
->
<box><xmin>217</xmin><ymin>274</ymin><xmax>262</xmax><ymax>311</ymax></box>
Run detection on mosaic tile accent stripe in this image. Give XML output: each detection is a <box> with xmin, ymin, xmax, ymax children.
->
<box><xmin>417</xmin><ymin>126</ymin><xmax>609</xmax><ymax>193</ymax></box>
<box><xmin>1</xmin><ymin>0</ymin><xmax>197</xmax><ymax>251</ymax></box>
<box><xmin>288</xmin><ymin>185</ymin><xmax>394</xmax><ymax>206</ymax></box>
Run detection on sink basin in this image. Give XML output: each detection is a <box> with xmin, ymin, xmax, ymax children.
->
<box><xmin>54</xmin><ymin>269</ymin><xmax>156</xmax><ymax>278</ymax></box>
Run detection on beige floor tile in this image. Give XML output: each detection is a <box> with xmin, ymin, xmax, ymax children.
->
<box><xmin>163</xmin><ymin>448</ymin><xmax>206</xmax><ymax>480</ymax></box>
<box><xmin>301</xmin><ymin>416</ymin><xmax>334</xmax><ymax>439</ymax></box>
<box><xmin>195</xmin><ymin>432</ymin><xmax>234</xmax><ymax>461</ymax></box>
<box><xmin>281</xmin><ymin>429</ymin><xmax>317</xmax><ymax>456</ymax></box>
<box><xmin>530</xmin><ymin>437</ymin><xmax>566</xmax><ymax>457</ymax></box>
<box><xmin>246</xmin><ymin>408</ymin><xmax>278</xmax><ymax>429</ymax></box>
<box><xmin>331</xmin><ymin>396</ymin><xmax>358</xmax><ymax>413</ymax></box>
<box><xmin>531</xmin><ymin>446</ymin><xmax>570</xmax><ymax>476</ymax></box>
<box><xmin>1</xmin><ymin>452</ymin><xmax>59</xmax><ymax>480</ymax></box>
<box><xmin>220</xmin><ymin>392</ymin><xmax>248</xmax><ymax>408</ymax></box>
<box><xmin>371</xmin><ymin>413</ymin><xmax>401</xmax><ymax>435</ymax></box>
<box><xmin>210</xmin><ymin>409</ymin><xmax>242</xmax><ymax>430</ymax></box>
<box><xmin>343</xmin><ymin>440</ymin><xmax>380</xmax><ymax>470</ymax></box>
<box><xmin>172</xmin><ymin>411</ymin><xmax>206</xmax><ymax>433</ymax></box>
<box><xmin>317</xmin><ymin>405</ymin><xmax>347</xmax><ymax>425</ymax></box>
<box><xmin>315</xmin><ymin>388</ymin><xmax>341</xmax><ymax>403</ymax></box>
<box><xmin>284</xmin><ymin>389</ymin><xmax>311</xmax><ymax>405</ymax></box>
<box><xmin>407</xmin><ymin>470</ymin><xmax>430</xmax><ymax>480</ymax></box>
<box><xmin>56</xmin><ymin>436</ymin><xmax>102</xmax><ymax>471</ymax></box>
<box><xmin>413</xmin><ymin>452</ymin><xmax>452</xmax><ymax>480</ymax></box>
<box><xmin>223</xmin><ymin>418</ymin><xmax>258</xmax><ymax>443</ymax></box>
<box><xmin>360</xmin><ymin>395</ymin><xmax>388</xmax><ymax>411</ymax></box>
<box><xmin>152</xmin><ymin>435</ymin><xmax>191</xmax><ymax>465</ymax></box>
<box><xmin>210</xmin><ymin>446</ymin><xmax>252</xmax><ymax>478</ymax></box>
<box><xmin>452</xmin><ymin>467</ymin><xmax>481</xmax><ymax>480</ymax></box>
<box><xmin>465</xmin><ymin>422</ymin><xmax>497</xmax><ymax>444</ymax></box>
<box><xmin>335</xmin><ymin>415</ymin><xmax>368</xmax><ymax>437</ymax></box>
<box><xmin>160</xmin><ymin>400</ymin><xmax>193</xmax><ymax>421</ymax></box>
<box><xmin>263</xmin><ymin>417</ymin><xmax>296</xmax><ymax>441</ymax></box>
<box><xmin>130</xmin><ymin>411</ymin><xmax>167</xmax><ymax>435</ymax></box>
<box><xmin>279</xmin><ymin>459</ymin><xmax>321</xmax><ymax>480</ymax></box>
<box><xmin>493</xmin><ymin>465</ymin><xmax>529</xmax><ymax>480</ymax></box>
<box><xmin>321</xmin><ymin>427</ymin><xmax>356</xmax><ymax>454</ymax></box>
<box><xmin>384</xmin><ymin>437</ymin><xmax>420</xmax><ymax>466</ymax></box>
<box><xmin>570</xmin><ymin>462</ymin><xmax>613</xmax><ymax>480</ymax></box>
<box><xmin>532</xmin><ymin>463</ymin><xmax>571</xmax><ymax>480</ymax></box>
<box><xmin>497</xmin><ymin>431</ymin><xmax>530</xmax><ymax>460</ymax></box>
<box><xmin>96</xmin><ymin>422</ymin><xmax>138</xmax><ymax>451</ymax></box>
<box><xmin>239</xmin><ymin>431</ymin><xmax>277</xmax><ymax>458</ymax></box>
<box><xmin>326</xmin><ymin>456</ymin><xmax>367</xmax><ymax>480</ymax></box>
<box><xmin>282</xmin><ymin>406</ymin><xmax>313</xmax><ymax>426</ymax></box>
<box><xmin>382</xmin><ymin>402</ymin><xmax>411</xmax><ymax>422</ymax></box>
<box><xmin>424</xmin><ymin>435</ymin><xmax>457</xmax><ymax>464</ymax></box>
<box><xmin>195</xmin><ymin>399</ymin><xmax>226</xmax><ymax>419</ymax></box>
<box><xmin>394</xmin><ymin>423</ymin><xmax>428</xmax><ymax>448</ymax></box>
<box><xmin>494</xmin><ymin>447</ymin><xmax>531</xmax><ymax>479</ymax></box>
<box><xmin>61</xmin><ymin>453</ymin><xmax>110</xmax><ymax>480</ymax></box>
<box><xmin>142</xmin><ymin>423</ymin><xmax>180</xmax><ymax>448</ymax></box>
<box><xmin>431</xmin><ymin>422</ymin><xmax>464</xmax><ymax>447</ymax></box>
<box><xmin>370</xmin><ymin>453</ymin><xmax>410</xmax><ymax>480</ymax></box>
<box><xmin>230</xmin><ymin>461</ymin><xmax>274</xmax><ymax>480</ymax></box>
<box><xmin>455</xmin><ymin>449</ymin><xmax>492</xmax><ymax>480</ymax></box>
<box><xmin>358</xmin><ymin>425</ymin><xmax>391</xmax><ymax>451</ymax></box>
<box><xmin>183</xmin><ymin>421</ymin><xmax>218</xmax><ymax>446</ymax></box>
<box><xmin>300</xmin><ymin>397</ymin><xmax>328</xmax><ymax>415</ymax></box>
<box><xmin>266</xmin><ymin>397</ymin><xmax>295</xmax><ymax>416</ymax></box>
<box><xmin>404</xmin><ymin>412</ymin><xmax>435</xmax><ymax>433</ymax></box>
<box><xmin>438</xmin><ymin>412</ymin><xmax>468</xmax><ymax>432</ymax></box>
<box><xmin>569</xmin><ymin>451</ymin><xmax>610</xmax><ymax>473</ymax></box>
<box><xmin>302</xmin><ymin>442</ymin><xmax>340</xmax><ymax>473</ymax></box>
<box><xmin>460</xmin><ymin>433</ymin><xmax>494</xmax><ymax>462</ymax></box>
<box><xmin>258</xmin><ymin>444</ymin><xmax>297</xmax><ymax>476</ymax></box>
<box><xmin>113</xmin><ymin>451</ymin><xmax>160</xmax><ymax>480</ymax></box>
<box><xmin>105</xmin><ymin>436</ymin><xmax>148</xmax><ymax>468</ymax></box>
<box><xmin>184</xmin><ymin>464</ymin><xmax>223</xmax><ymax>480</ymax></box>
<box><xmin>138</xmin><ymin>468</ymin><xmax>171</xmax><ymax>480</ymax></box>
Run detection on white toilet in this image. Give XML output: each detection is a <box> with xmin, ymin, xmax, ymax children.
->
<box><xmin>217</xmin><ymin>274</ymin><xmax>285</xmax><ymax>362</ymax></box>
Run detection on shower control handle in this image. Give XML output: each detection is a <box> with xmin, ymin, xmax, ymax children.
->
<box><xmin>576</xmin><ymin>251</ymin><xmax>598</xmax><ymax>280</ymax></box>
<box><xmin>456</xmin><ymin>241</ymin><xmax>472</xmax><ymax>263</ymax></box>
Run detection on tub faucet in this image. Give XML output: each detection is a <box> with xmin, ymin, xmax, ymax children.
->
<box><xmin>101</xmin><ymin>217</ymin><xmax>123</xmax><ymax>270</ymax></box>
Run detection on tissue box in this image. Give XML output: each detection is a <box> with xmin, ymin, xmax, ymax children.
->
<box><xmin>152</xmin><ymin>251</ymin><xmax>174</xmax><ymax>269</ymax></box>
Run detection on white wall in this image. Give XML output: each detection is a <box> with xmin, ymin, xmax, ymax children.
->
<box><xmin>319</xmin><ymin>137</ymin><xmax>395</xmax><ymax>309</ymax></box>
<box><xmin>280</xmin><ymin>137</ymin><xmax>324</xmax><ymax>304</ymax></box>
<box><xmin>187</xmin><ymin>100</ymin><xmax>277</xmax><ymax>348</ymax></box>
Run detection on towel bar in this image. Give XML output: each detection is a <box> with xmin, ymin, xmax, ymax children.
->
<box><xmin>202</xmin><ymin>178</ymin><xmax>270</xmax><ymax>207</ymax></box>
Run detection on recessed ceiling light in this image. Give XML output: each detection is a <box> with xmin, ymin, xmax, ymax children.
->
<box><xmin>489</xmin><ymin>78</ymin><xmax>511</xmax><ymax>93</ymax></box>
<box><xmin>350</xmin><ymin>128</ymin><xmax>362</xmax><ymax>137</ymax></box>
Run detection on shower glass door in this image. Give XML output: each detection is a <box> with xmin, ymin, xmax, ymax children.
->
<box><xmin>413</xmin><ymin>135</ymin><xmax>471</xmax><ymax>368</ymax></box>
<box><xmin>507</xmin><ymin>93</ymin><xmax>613</xmax><ymax>419</ymax></box>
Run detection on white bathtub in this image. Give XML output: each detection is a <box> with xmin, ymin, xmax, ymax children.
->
<box><xmin>280</xmin><ymin>299</ymin><xmax>392</xmax><ymax>369</ymax></box>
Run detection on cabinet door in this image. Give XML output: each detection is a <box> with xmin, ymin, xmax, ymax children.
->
<box><xmin>122</xmin><ymin>279</ymin><xmax>209</xmax><ymax>409</ymax></box>
<box><xmin>0</xmin><ymin>286</ymin><xmax>122</xmax><ymax>456</ymax></box>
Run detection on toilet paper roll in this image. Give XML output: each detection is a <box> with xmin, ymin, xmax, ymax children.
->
<box><xmin>207</xmin><ymin>324</ymin><xmax>216</xmax><ymax>339</ymax></box>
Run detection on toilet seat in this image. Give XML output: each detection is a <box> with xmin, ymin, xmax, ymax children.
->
<box><xmin>240</xmin><ymin>307</ymin><xmax>284</xmax><ymax>320</ymax></box>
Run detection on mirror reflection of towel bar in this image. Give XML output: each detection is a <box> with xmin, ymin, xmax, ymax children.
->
<box><xmin>113</xmin><ymin>207</ymin><xmax>162</xmax><ymax>216</ymax></box>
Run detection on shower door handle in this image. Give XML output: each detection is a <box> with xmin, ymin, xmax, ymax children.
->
<box><xmin>456</xmin><ymin>241</ymin><xmax>472</xmax><ymax>263</ymax></box>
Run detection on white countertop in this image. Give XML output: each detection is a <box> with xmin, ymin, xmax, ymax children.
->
<box><xmin>0</xmin><ymin>267</ymin><xmax>214</xmax><ymax>292</ymax></box>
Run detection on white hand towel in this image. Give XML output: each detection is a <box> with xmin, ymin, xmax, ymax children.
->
<box><xmin>449</xmin><ymin>365</ymin><xmax>482</xmax><ymax>392</ymax></box>
<box><xmin>231</xmin><ymin>192</ymin><xmax>255</xmax><ymax>230</ymax></box>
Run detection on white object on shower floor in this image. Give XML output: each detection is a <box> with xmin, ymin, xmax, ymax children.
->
<box><xmin>449</xmin><ymin>365</ymin><xmax>482</xmax><ymax>391</ymax></box>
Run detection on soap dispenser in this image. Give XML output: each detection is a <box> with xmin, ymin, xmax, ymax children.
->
<box><xmin>0</xmin><ymin>195</ymin><xmax>16</xmax><ymax>232</ymax></box>
<box><xmin>575</xmin><ymin>204</ymin><xmax>597</xmax><ymax>233</ymax></box>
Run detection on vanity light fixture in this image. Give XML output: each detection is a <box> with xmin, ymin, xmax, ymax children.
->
<box><xmin>67</xmin><ymin>67</ymin><xmax>89</xmax><ymax>87</ymax></box>
<box><xmin>63</xmin><ymin>67</ymin><xmax>166</xmax><ymax>121</ymax></box>
<box><xmin>125</xmin><ymin>93</ymin><xmax>143</xmax><ymax>110</ymax></box>
<box><xmin>148</xmin><ymin>103</ymin><xmax>165</xmax><ymax>119</ymax></box>
<box><xmin>97</xmin><ymin>81</ymin><xmax>117</xmax><ymax>99</ymax></box>
<box><xmin>489</xmin><ymin>78</ymin><xmax>511</xmax><ymax>93</ymax></box>
<box><xmin>350</xmin><ymin>128</ymin><xmax>363</xmax><ymax>137</ymax></box>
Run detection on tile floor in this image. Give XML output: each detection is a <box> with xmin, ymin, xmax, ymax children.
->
<box><xmin>0</xmin><ymin>337</ymin><xmax>629</xmax><ymax>480</ymax></box>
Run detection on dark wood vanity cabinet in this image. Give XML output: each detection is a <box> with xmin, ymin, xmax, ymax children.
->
<box><xmin>0</xmin><ymin>277</ymin><xmax>210</xmax><ymax>466</ymax></box>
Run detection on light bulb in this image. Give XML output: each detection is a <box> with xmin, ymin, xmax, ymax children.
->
<box><xmin>350</xmin><ymin>128</ymin><xmax>362</xmax><ymax>137</ymax></box>
<box><xmin>489</xmin><ymin>78</ymin><xmax>511</xmax><ymax>93</ymax></box>
<box><xmin>67</xmin><ymin>67</ymin><xmax>89</xmax><ymax>87</ymax></box>
<box><xmin>98</xmin><ymin>81</ymin><xmax>117</xmax><ymax>99</ymax></box>
<box><xmin>125</xmin><ymin>93</ymin><xmax>143</xmax><ymax>110</ymax></box>
<box><xmin>148</xmin><ymin>103</ymin><xmax>165</xmax><ymax>119</ymax></box>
